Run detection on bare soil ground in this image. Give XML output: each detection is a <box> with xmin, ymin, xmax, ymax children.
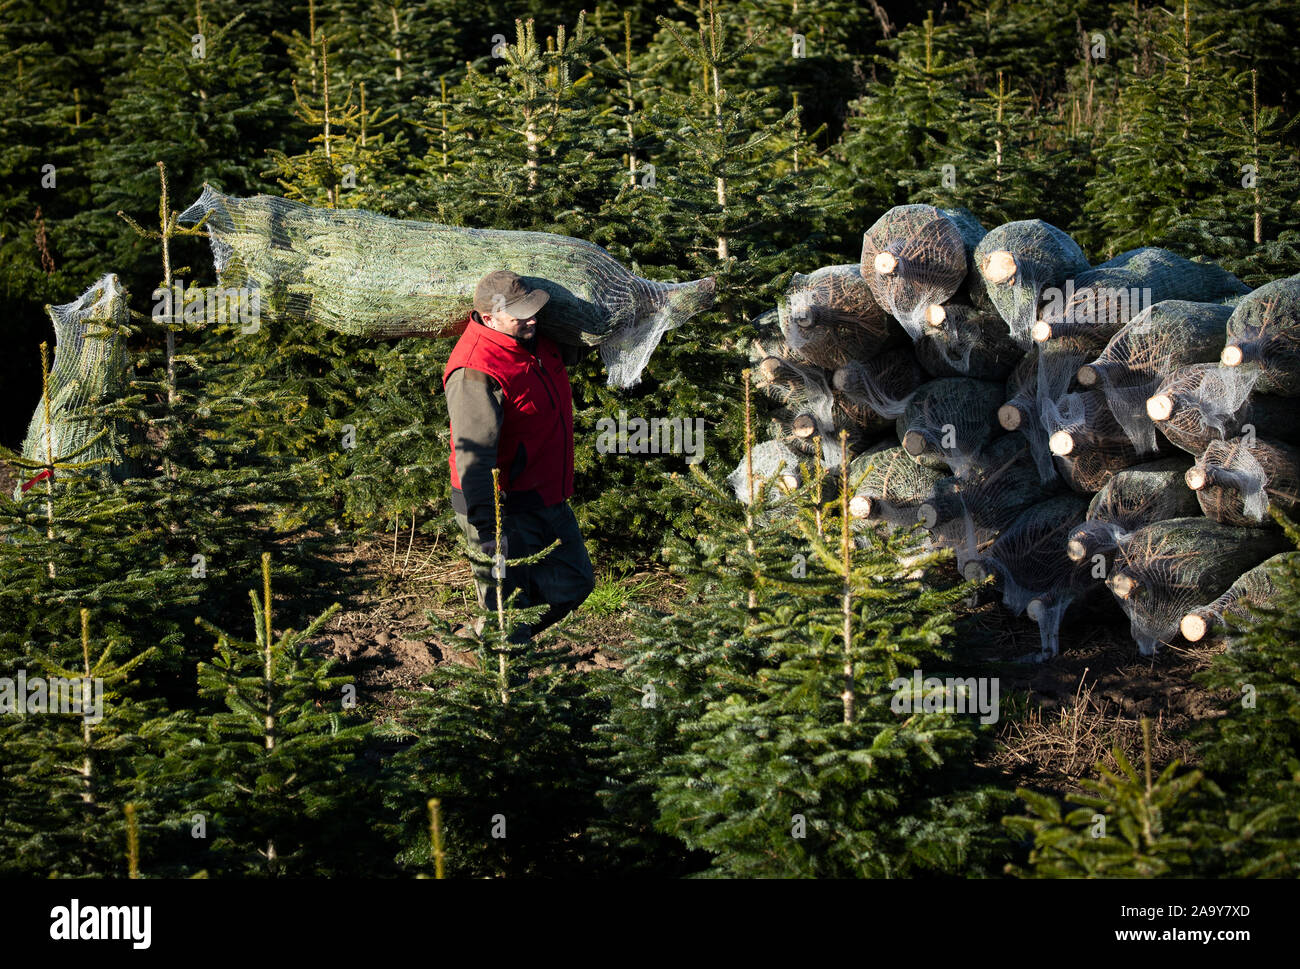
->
<box><xmin>311</xmin><ymin>523</ymin><xmax>1236</xmax><ymax>801</ymax></box>
<box><xmin>0</xmin><ymin>457</ymin><xmax>19</xmax><ymax>498</ymax></box>
<box><xmin>956</xmin><ymin>589</ymin><xmax>1229</xmax><ymax>797</ymax></box>
<box><xmin>307</xmin><ymin>526</ymin><xmax>665</xmax><ymax>719</ymax></box>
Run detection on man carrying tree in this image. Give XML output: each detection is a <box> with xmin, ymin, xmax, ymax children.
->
<box><xmin>443</xmin><ymin>270</ymin><xmax>595</xmax><ymax>645</ymax></box>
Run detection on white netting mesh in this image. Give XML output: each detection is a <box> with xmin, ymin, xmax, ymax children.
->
<box><xmin>845</xmin><ymin>444</ymin><xmax>947</xmax><ymax>528</ymax></box>
<box><xmin>832</xmin><ymin>349</ymin><xmax>924</xmax><ymax>422</ymax></box>
<box><xmin>919</xmin><ymin>432</ymin><xmax>1057</xmax><ymax>572</ymax></box>
<box><xmin>895</xmin><ymin>377</ymin><xmax>1005</xmax><ymax>478</ymax></box>
<box><xmin>913</xmin><ymin>302</ymin><xmax>1021</xmax><ymax>380</ymax></box>
<box><xmin>1190</xmin><ymin>436</ymin><xmax>1299</xmax><ymax>526</ymax></box>
<box><xmin>860</xmin><ymin>205</ymin><xmax>977</xmax><ymax>338</ymax></box>
<box><xmin>17</xmin><ymin>273</ymin><xmax>136</xmax><ymax>496</ymax></box>
<box><xmin>727</xmin><ymin>438</ymin><xmax>806</xmax><ymax>509</ymax></box>
<box><xmin>1221</xmin><ymin>272</ymin><xmax>1300</xmax><ymax>395</ymax></box>
<box><xmin>1066</xmin><ymin>457</ymin><xmax>1197</xmax><ymax>565</ymax></box>
<box><xmin>746</xmin><ymin>342</ymin><xmax>852</xmax><ymax>471</ymax></box>
<box><xmin>1181</xmin><ymin>551</ymin><xmax>1293</xmax><ymax>644</ymax></box>
<box><xmin>1147</xmin><ymin>363</ymin><xmax>1261</xmax><ymax>455</ymax></box>
<box><xmin>779</xmin><ymin>264</ymin><xmax>890</xmax><ymax>347</ymax></box>
<box><xmin>971</xmin><ymin>494</ymin><xmax>1091</xmax><ymax>656</ymax></box>
<box><xmin>177</xmin><ymin>184</ymin><xmax>714</xmax><ymax>389</ymax></box>
<box><xmin>781</xmin><ymin>304</ymin><xmax>885</xmax><ymax>372</ymax></box>
<box><xmin>1082</xmin><ymin>300</ymin><xmax>1233</xmax><ymax>455</ymax></box>
<box><xmin>1108</xmin><ymin>517</ymin><xmax>1288</xmax><ymax>654</ymax></box>
<box><xmin>1035</xmin><ymin>247</ymin><xmax>1248</xmax><ymax>349</ymax></box>
<box><xmin>998</xmin><ymin>338</ymin><xmax>1092</xmax><ymax>484</ymax></box>
<box><xmin>975</xmin><ymin>219</ymin><xmax>1090</xmax><ymax>350</ymax></box>
<box><xmin>1041</xmin><ymin>389</ymin><xmax>1144</xmax><ymax>493</ymax></box>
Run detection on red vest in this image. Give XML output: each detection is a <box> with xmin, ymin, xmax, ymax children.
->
<box><xmin>442</xmin><ymin>315</ymin><xmax>575</xmax><ymax>507</ymax></box>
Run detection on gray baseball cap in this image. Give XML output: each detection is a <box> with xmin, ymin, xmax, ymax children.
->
<box><xmin>473</xmin><ymin>269</ymin><xmax>549</xmax><ymax>319</ymax></box>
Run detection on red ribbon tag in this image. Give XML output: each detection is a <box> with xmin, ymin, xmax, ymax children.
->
<box><xmin>20</xmin><ymin>469</ymin><xmax>52</xmax><ymax>493</ymax></box>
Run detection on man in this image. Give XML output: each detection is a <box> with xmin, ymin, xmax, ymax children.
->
<box><xmin>442</xmin><ymin>269</ymin><xmax>595</xmax><ymax>645</ymax></box>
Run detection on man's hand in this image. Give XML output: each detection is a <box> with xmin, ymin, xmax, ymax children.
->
<box><xmin>479</xmin><ymin>534</ymin><xmax>507</xmax><ymax>558</ymax></box>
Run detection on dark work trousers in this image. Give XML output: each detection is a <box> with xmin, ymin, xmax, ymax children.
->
<box><xmin>454</xmin><ymin>499</ymin><xmax>595</xmax><ymax>641</ymax></box>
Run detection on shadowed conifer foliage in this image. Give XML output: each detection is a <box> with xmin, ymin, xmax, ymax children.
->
<box><xmin>2</xmin><ymin>0</ymin><xmax>1299</xmax><ymax>881</ymax></box>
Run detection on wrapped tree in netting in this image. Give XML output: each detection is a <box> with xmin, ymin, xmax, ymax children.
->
<box><xmin>749</xmin><ymin>305</ymin><xmax>878</xmax><ymax>384</ymax></box>
<box><xmin>916</xmin><ymin>432</ymin><xmax>1060</xmax><ymax>571</ymax></box>
<box><xmin>999</xmin><ymin>337</ymin><xmax>1095</xmax><ymax>484</ymax></box>
<box><xmin>177</xmin><ymin>185</ymin><xmax>715</xmax><ymax>388</ymax></box>
<box><xmin>1186</xmin><ymin>435</ymin><xmax>1300</xmax><ymax>527</ymax></box>
<box><xmin>830</xmin><ymin>384</ymin><xmax>895</xmax><ymax>439</ymax></box>
<box><xmin>751</xmin><ymin>360</ymin><xmax>860</xmax><ymax>467</ymax></box>
<box><xmin>1220</xmin><ymin>272</ymin><xmax>1300</xmax><ymax>396</ymax></box>
<box><xmin>747</xmin><ymin>308</ymin><xmax>797</xmax><ymax>364</ymax></box>
<box><xmin>1180</xmin><ymin>552</ymin><xmax>1297</xmax><ymax>644</ymax></box>
<box><xmin>859</xmin><ymin>205</ymin><xmax>984</xmax><ymax>338</ymax></box>
<box><xmin>1077</xmin><ymin>300</ymin><xmax>1234</xmax><ymax>455</ymax></box>
<box><xmin>1066</xmin><ymin>458</ymin><xmax>1199</xmax><ymax>570</ymax></box>
<box><xmin>1145</xmin><ymin>363</ymin><xmax>1300</xmax><ymax>455</ymax></box>
<box><xmin>749</xmin><ymin>350</ymin><xmax>808</xmax><ymax>405</ymax></box>
<box><xmin>965</xmin><ymin>494</ymin><xmax>1093</xmax><ymax>657</ymax></box>
<box><xmin>998</xmin><ymin>347</ymin><xmax>1040</xmax><ymax>433</ymax></box>
<box><xmin>946</xmin><ymin>208</ymin><xmax>994</xmax><ymax>313</ymax></box>
<box><xmin>912</xmin><ymin>302</ymin><xmax>1021</xmax><ymax>380</ymax></box>
<box><xmin>15</xmin><ymin>274</ymin><xmax>140</xmax><ymax>498</ymax></box>
<box><xmin>1044</xmin><ymin>390</ymin><xmax>1150</xmax><ymax>493</ymax></box>
<box><xmin>726</xmin><ymin>438</ymin><xmax>804</xmax><ymax>510</ymax></box>
<box><xmin>975</xmin><ymin>219</ymin><xmax>1090</xmax><ymax>349</ymax></box>
<box><xmin>768</xmin><ymin>403</ymin><xmax>858</xmax><ymax>464</ymax></box>
<box><xmin>778</xmin><ymin>309</ymin><xmax>885</xmax><ymax>373</ymax></box>
<box><xmin>778</xmin><ymin>264</ymin><xmax>892</xmax><ymax>369</ymax></box>
<box><xmin>844</xmin><ymin>444</ymin><xmax>946</xmax><ymax>528</ymax></box>
<box><xmin>831</xmin><ymin>347</ymin><xmax>925</xmax><ymax>422</ymax></box>
<box><xmin>1033</xmin><ymin>247</ymin><xmax>1249</xmax><ymax>349</ymax></box>
<box><xmin>1106</xmin><ymin>517</ymin><xmax>1290</xmax><ymax>655</ymax></box>
<box><xmin>895</xmin><ymin>377</ymin><xmax>1005</xmax><ymax>476</ymax></box>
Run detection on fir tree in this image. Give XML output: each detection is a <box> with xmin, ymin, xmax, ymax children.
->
<box><xmin>1188</xmin><ymin>509</ymin><xmax>1300</xmax><ymax>876</ymax></box>
<box><xmin>406</xmin><ymin>14</ymin><xmax>615</xmax><ymax>237</ymax></box>
<box><xmin>74</xmin><ymin>2</ymin><xmax>287</xmax><ymax>303</ymax></box>
<box><xmin>649</xmin><ymin>432</ymin><xmax>1011</xmax><ymax>876</ymax></box>
<box><xmin>1003</xmin><ymin>719</ymin><xmax>1222</xmax><ymax>878</ymax></box>
<box><xmin>1079</xmin><ymin>0</ymin><xmax>1248</xmax><ymax>258</ymax></box>
<box><xmin>265</xmin><ymin>25</ymin><xmax>406</xmax><ymax>211</ymax></box>
<box><xmin>382</xmin><ymin>472</ymin><xmax>614</xmax><ymax>877</ymax></box>
<box><xmin>108</xmin><ymin>163</ymin><xmax>346</xmax><ymax>675</ymax></box>
<box><xmin>0</xmin><ymin>317</ymin><xmax>194</xmax><ymax>691</ymax></box>
<box><xmin>1167</xmin><ymin>68</ymin><xmax>1300</xmax><ymax>285</ymax></box>
<box><xmin>923</xmin><ymin>70</ymin><xmax>1075</xmax><ymax>226</ymax></box>
<box><xmin>637</xmin><ymin>0</ymin><xmax>839</xmax><ymax>323</ymax></box>
<box><xmin>831</xmin><ymin>11</ymin><xmax>973</xmax><ymax>220</ymax></box>
<box><xmin>0</xmin><ymin>608</ymin><xmax>190</xmax><ymax>877</ymax></box>
<box><xmin>163</xmin><ymin>552</ymin><xmax>379</xmax><ymax>877</ymax></box>
<box><xmin>587</xmin><ymin>376</ymin><xmax>803</xmax><ymax>871</ymax></box>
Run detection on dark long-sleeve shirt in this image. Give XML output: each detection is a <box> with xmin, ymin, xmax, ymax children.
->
<box><xmin>446</xmin><ymin>332</ymin><xmax>585</xmax><ymax>535</ymax></box>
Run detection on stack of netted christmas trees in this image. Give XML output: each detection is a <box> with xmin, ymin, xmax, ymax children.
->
<box><xmin>738</xmin><ymin>203</ymin><xmax>1300</xmax><ymax>657</ymax></box>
